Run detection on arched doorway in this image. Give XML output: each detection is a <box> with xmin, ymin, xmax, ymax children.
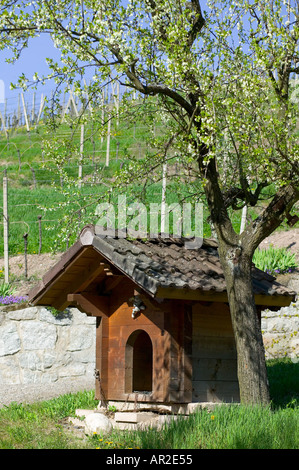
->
<box><xmin>125</xmin><ymin>330</ymin><xmax>153</xmax><ymax>393</ymax></box>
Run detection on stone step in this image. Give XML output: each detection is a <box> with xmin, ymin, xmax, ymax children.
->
<box><xmin>114</xmin><ymin>411</ymin><xmax>157</xmax><ymax>424</ymax></box>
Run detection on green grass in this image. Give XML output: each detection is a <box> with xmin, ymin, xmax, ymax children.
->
<box><xmin>0</xmin><ymin>359</ymin><xmax>298</xmax><ymax>449</ymax></box>
<box><xmin>267</xmin><ymin>358</ymin><xmax>299</xmax><ymax>409</ymax></box>
<box><xmin>0</xmin><ymin>390</ymin><xmax>98</xmax><ymax>449</ymax></box>
<box><xmin>0</xmin><ymin>117</ymin><xmax>296</xmax><ymax>260</ymax></box>
<box><xmin>253</xmin><ymin>246</ymin><xmax>298</xmax><ymax>276</ymax></box>
<box><xmin>132</xmin><ymin>404</ymin><xmax>298</xmax><ymax>449</ymax></box>
<box><xmin>0</xmin><ymin>180</ymin><xmax>260</xmax><ymax>259</ymax></box>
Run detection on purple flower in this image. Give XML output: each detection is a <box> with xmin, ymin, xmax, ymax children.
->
<box><xmin>0</xmin><ymin>295</ymin><xmax>28</xmax><ymax>305</ymax></box>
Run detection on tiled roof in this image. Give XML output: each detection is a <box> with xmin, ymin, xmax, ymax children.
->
<box><xmin>90</xmin><ymin>228</ymin><xmax>295</xmax><ymax>298</ymax></box>
<box><xmin>28</xmin><ymin>225</ymin><xmax>296</xmax><ymax>306</ymax></box>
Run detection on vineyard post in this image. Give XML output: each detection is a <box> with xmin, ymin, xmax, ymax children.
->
<box><xmin>21</xmin><ymin>93</ymin><xmax>30</xmax><ymax>133</ymax></box>
<box><xmin>3</xmin><ymin>170</ymin><xmax>9</xmax><ymax>283</ymax></box>
<box><xmin>0</xmin><ymin>110</ymin><xmax>8</xmax><ymax>140</ymax></box>
<box><xmin>106</xmin><ymin>113</ymin><xmax>111</xmax><ymax>167</ymax></box>
<box><xmin>17</xmin><ymin>149</ymin><xmax>21</xmax><ymax>170</ymax></box>
<box><xmin>116</xmin><ymin>81</ymin><xmax>120</xmax><ymax>126</ymax></box>
<box><xmin>101</xmin><ymin>89</ymin><xmax>105</xmax><ymax>144</ymax></box>
<box><xmin>78</xmin><ymin>123</ymin><xmax>84</xmax><ymax>188</ymax></box>
<box><xmin>38</xmin><ymin>215</ymin><xmax>42</xmax><ymax>254</ymax></box>
<box><xmin>161</xmin><ymin>162</ymin><xmax>167</xmax><ymax>233</ymax></box>
<box><xmin>31</xmin><ymin>92</ymin><xmax>36</xmax><ymax>124</ymax></box>
<box><xmin>23</xmin><ymin>232</ymin><xmax>28</xmax><ymax>279</ymax></box>
<box><xmin>116</xmin><ymin>141</ymin><xmax>119</xmax><ymax>161</ymax></box>
<box><xmin>36</xmin><ymin>94</ymin><xmax>45</xmax><ymax>126</ymax></box>
<box><xmin>31</xmin><ymin>167</ymin><xmax>37</xmax><ymax>189</ymax></box>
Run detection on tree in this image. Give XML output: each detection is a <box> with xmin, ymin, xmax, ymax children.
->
<box><xmin>0</xmin><ymin>0</ymin><xmax>298</xmax><ymax>404</ymax></box>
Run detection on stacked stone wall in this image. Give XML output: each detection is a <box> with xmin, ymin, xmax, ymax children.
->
<box><xmin>0</xmin><ymin>302</ymin><xmax>298</xmax><ymax>387</ymax></box>
<box><xmin>0</xmin><ymin>305</ymin><xmax>96</xmax><ymax>385</ymax></box>
<box><xmin>262</xmin><ymin>301</ymin><xmax>299</xmax><ymax>362</ymax></box>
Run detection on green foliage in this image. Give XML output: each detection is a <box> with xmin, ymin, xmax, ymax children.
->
<box><xmin>0</xmin><ymin>390</ymin><xmax>98</xmax><ymax>449</ymax></box>
<box><xmin>134</xmin><ymin>404</ymin><xmax>298</xmax><ymax>449</ymax></box>
<box><xmin>267</xmin><ymin>358</ymin><xmax>299</xmax><ymax>409</ymax></box>
<box><xmin>0</xmin><ymin>360</ymin><xmax>298</xmax><ymax>449</ymax></box>
<box><xmin>253</xmin><ymin>245</ymin><xmax>298</xmax><ymax>276</ymax></box>
<box><xmin>0</xmin><ymin>282</ymin><xmax>15</xmax><ymax>296</ymax></box>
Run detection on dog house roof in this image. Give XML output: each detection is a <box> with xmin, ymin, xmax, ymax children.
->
<box><xmin>28</xmin><ymin>224</ymin><xmax>296</xmax><ymax>308</ymax></box>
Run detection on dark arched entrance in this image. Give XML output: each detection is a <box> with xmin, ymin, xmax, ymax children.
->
<box><xmin>125</xmin><ymin>330</ymin><xmax>153</xmax><ymax>393</ymax></box>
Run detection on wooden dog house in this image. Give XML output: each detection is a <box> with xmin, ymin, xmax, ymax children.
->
<box><xmin>28</xmin><ymin>224</ymin><xmax>295</xmax><ymax>405</ymax></box>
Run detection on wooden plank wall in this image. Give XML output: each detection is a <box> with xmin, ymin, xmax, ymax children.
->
<box><xmin>95</xmin><ymin>315</ymin><xmax>109</xmax><ymax>402</ymax></box>
<box><xmin>164</xmin><ymin>301</ymin><xmax>193</xmax><ymax>403</ymax></box>
<box><xmin>94</xmin><ymin>275</ymin><xmax>240</xmax><ymax>404</ymax></box>
<box><xmin>192</xmin><ymin>302</ymin><xmax>240</xmax><ymax>403</ymax></box>
<box><xmin>104</xmin><ymin>278</ymin><xmax>168</xmax><ymax>402</ymax></box>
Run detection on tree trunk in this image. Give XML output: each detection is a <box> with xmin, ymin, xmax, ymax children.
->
<box><xmin>217</xmin><ymin>240</ymin><xmax>270</xmax><ymax>405</ymax></box>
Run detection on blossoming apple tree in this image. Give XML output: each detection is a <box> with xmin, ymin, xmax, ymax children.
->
<box><xmin>0</xmin><ymin>0</ymin><xmax>298</xmax><ymax>404</ymax></box>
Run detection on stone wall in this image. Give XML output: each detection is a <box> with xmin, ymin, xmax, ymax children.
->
<box><xmin>262</xmin><ymin>301</ymin><xmax>299</xmax><ymax>362</ymax></box>
<box><xmin>0</xmin><ymin>301</ymin><xmax>298</xmax><ymax>387</ymax></box>
<box><xmin>0</xmin><ymin>305</ymin><xmax>96</xmax><ymax>385</ymax></box>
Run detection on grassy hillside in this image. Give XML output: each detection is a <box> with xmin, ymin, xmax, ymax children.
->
<box><xmin>0</xmin><ymin>114</ymin><xmax>290</xmax><ymax>258</ymax></box>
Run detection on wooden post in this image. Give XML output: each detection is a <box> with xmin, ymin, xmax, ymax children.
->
<box><xmin>116</xmin><ymin>81</ymin><xmax>120</xmax><ymax>127</ymax></box>
<box><xmin>17</xmin><ymin>149</ymin><xmax>21</xmax><ymax>170</ymax></box>
<box><xmin>3</xmin><ymin>170</ymin><xmax>9</xmax><ymax>283</ymax></box>
<box><xmin>31</xmin><ymin>92</ymin><xmax>36</xmax><ymax>124</ymax></box>
<box><xmin>101</xmin><ymin>89</ymin><xmax>105</xmax><ymax>144</ymax></box>
<box><xmin>38</xmin><ymin>215</ymin><xmax>42</xmax><ymax>255</ymax></box>
<box><xmin>68</xmin><ymin>89</ymin><xmax>79</xmax><ymax>119</ymax></box>
<box><xmin>31</xmin><ymin>167</ymin><xmax>37</xmax><ymax>189</ymax></box>
<box><xmin>21</xmin><ymin>93</ymin><xmax>30</xmax><ymax>132</ymax></box>
<box><xmin>23</xmin><ymin>233</ymin><xmax>28</xmax><ymax>279</ymax></box>
<box><xmin>111</xmin><ymin>81</ymin><xmax>120</xmax><ymax>126</ymax></box>
<box><xmin>0</xmin><ymin>110</ymin><xmax>8</xmax><ymax>140</ymax></box>
<box><xmin>116</xmin><ymin>141</ymin><xmax>119</xmax><ymax>161</ymax></box>
<box><xmin>161</xmin><ymin>162</ymin><xmax>167</xmax><ymax>234</ymax></box>
<box><xmin>78</xmin><ymin>124</ymin><xmax>84</xmax><ymax>188</ymax></box>
<box><xmin>106</xmin><ymin>113</ymin><xmax>111</xmax><ymax>167</ymax></box>
<box><xmin>36</xmin><ymin>94</ymin><xmax>45</xmax><ymax>125</ymax></box>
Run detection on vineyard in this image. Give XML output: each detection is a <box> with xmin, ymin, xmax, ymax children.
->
<box><xmin>0</xmin><ymin>88</ymin><xmax>194</xmax><ymax>282</ymax></box>
<box><xmin>0</xmin><ymin>87</ymin><xmax>294</xmax><ymax>284</ymax></box>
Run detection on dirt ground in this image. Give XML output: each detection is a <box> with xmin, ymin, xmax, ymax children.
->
<box><xmin>259</xmin><ymin>228</ymin><xmax>299</xmax><ymax>259</ymax></box>
<box><xmin>0</xmin><ymin>228</ymin><xmax>298</xmax><ymax>297</ymax></box>
<box><xmin>0</xmin><ymin>252</ymin><xmax>62</xmax><ymax>296</ymax></box>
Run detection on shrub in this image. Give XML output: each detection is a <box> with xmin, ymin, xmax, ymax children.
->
<box><xmin>0</xmin><ymin>282</ymin><xmax>15</xmax><ymax>297</ymax></box>
<box><xmin>253</xmin><ymin>245</ymin><xmax>298</xmax><ymax>276</ymax></box>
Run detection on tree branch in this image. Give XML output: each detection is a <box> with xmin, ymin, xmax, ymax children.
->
<box><xmin>242</xmin><ymin>183</ymin><xmax>299</xmax><ymax>252</ymax></box>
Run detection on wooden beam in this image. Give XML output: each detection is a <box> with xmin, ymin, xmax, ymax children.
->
<box><xmin>51</xmin><ymin>256</ymin><xmax>109</xmax><ymax>310</ymax></box>
<box><xmin>254</xmin><ymin>294</ymin><xmax>295</xmax><ymax>307</ymax></box>
<box><xmin>156</xmin><ymin>287</ymin><xmax>228</xmax><ymax>303</ymax></box>
<box><xmin>67</xmin><ymin>293</ymin><xmax>109</xmax><ymax>317</ymax></box>
<box><xmin>102</xmin><ymin>275</ymin><xmax>124</xmax><ymax>294</ymax></box>
<box><xmin>156</xmin><ymin>287</ymin><xmax>294</xmax><ymax>308</ymax></box>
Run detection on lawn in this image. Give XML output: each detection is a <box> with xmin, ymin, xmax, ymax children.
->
<box><xmin>1</xmin><ymin>115</ymin><xmax>269</xmax><ymax>258</ymax></box>
<box><xmin>0</xmin><ymin>359</ymin><xmax>298</xmax><ymax>449</ymax></box>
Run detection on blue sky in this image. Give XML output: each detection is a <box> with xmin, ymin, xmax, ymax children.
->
<box><xmin>0</xmin><ymin>0</ymin><xmax>209</xmax><ymax>115</ymax></box>
<box><xmin>0</xmin><ymin>34</ymin><xmax>60</xmax><ymax>105</ymax></box>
